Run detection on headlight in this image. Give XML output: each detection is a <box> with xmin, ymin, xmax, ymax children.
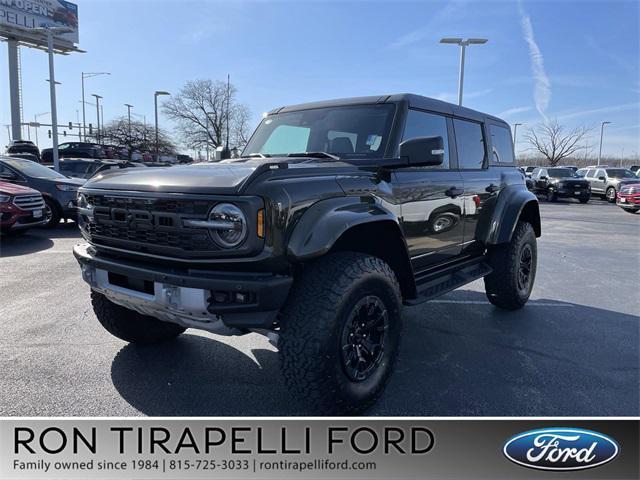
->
<box><xmin>208</xmin><ymin>203</ymin><xmax>247</xmax><ymax>248</ymax></box>
<box><xmin>56</xmin><ymin>184</ymin><xmax>79</xmax><ymax>192</ymax></box>
<box><xmin>0</xmin><ymin>194</ymin><xmax>10</xmax><ymax>203</ymax></box>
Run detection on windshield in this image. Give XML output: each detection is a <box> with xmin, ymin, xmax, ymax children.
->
<box><xmin>2</xmin><ymin>158</ymin><xmax>67</xmax><ymax>179</ymax></box>
<box><xmin>606</xmin><ymin>168</ymin><xmax>635</xmax><ymax>178</ymax></box>
<box><xmin>60</xmin><ymin>162</ymin><xmax>101</xmax><ymax>178</ymax></box>
<box><xmin>548</xmin><ymin>168</ymin><xmax>576</xmax><ymax>178</ymax></box>
<box><xmin>242</xmin><ymin>104</ymin><xmax>396</xmax><ymax>160</ymax></box>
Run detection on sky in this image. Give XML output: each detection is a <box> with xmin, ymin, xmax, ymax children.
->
<box><xmin>1</xmin><ymin>0</ymin><xmax>638</xmax><ymax>158</ymax></box>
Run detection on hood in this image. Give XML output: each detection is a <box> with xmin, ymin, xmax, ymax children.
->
<box><xmin>80</xmin><ymin>159</ymin><xmax>357</xmax><ymax>194</ymax></box>
<box><xmin>0</xmin><ymin>181</ymin><xmax>40</xmax><ymax>196</ymax></box>
<box><xmin>55</xmin><ymin>176</ymin><xmax>86</xmax><ymax>186</ymax></box>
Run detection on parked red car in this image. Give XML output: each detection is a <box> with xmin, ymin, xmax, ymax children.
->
<box><xmin>616</xmin><ymin>183</ymin><xmax>640</xmax><ymax>214</ymax></box>
<box><xmin>0</xmin><ymin>181</ymin><xmax>47</xmax><ymax>235</ymax></box>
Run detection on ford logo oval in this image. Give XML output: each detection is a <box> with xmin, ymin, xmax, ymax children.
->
<box><xmin>503</xmin><ymin>428</ymin><xmax>619</xmax><ymax>471</ymax></box>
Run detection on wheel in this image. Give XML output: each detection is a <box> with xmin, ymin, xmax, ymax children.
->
<box><xmin>91</xmin><ymin>291</ymin><xmax>186</xmax><ymax>344</ymax></box>
<box><xmin>546</xmin><ymin>189</ymin><xmax>557</xmax><ymax>202</ymax></box>
<box><xmin>484</xmin><ymin>221</ymin><xmax>537</xmax><ymax>310</ymax></box>
<box><xmin>279</xmin><ymin>252</ymin><xmax>402</xmax><ymax>415</ymax></box>
<box><xmin>622</xmin><ymin>208</ymin><xmax>639</xmax><ymax>214</ymax></box>
<box><xmin>43</xmin><ymin>197</ymin><xmax>61</xmax><ymax>228</ymax></box>
<box><xmin>606</xmin><ymin>187</ymin><xmax>616</xmax><ymax>203</ymax></box>
<box><xmin>579</xmin><ymin>198</ymin><xmax>590</xmax><ymax>204</ymax></box>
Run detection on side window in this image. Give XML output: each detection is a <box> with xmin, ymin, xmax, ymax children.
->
<box><xmin>540</xmin><ymin>169</ymin><xmax>548</xmax><ymax>178</ymax></box>
<box><xmin>532</xmin><ymin>168</ymin><xmax>541</xmax><ymax>178</ymax></box>
<box><xmin>261</xmin><ymin>125</ymin><xmax>310</xmax><ymax>155</ymax></box>
<box><xmin>586</xmin><ymin>169</ymin><xmax>595</xmax><ymax>178</ymax></box>
<box><xmin>596</xmin><ymin>169</ymin><xmax>605</xmax><ymax>179</ymax></box>
<box><xmin>453</xmin><ymin>119</ymin><xmax>486</xmax><ymax>169</ymax></box>
<box><xmin>489</xmin><ymin>125</ymin><xmax>514</xmax><ymax>163</ymax></box>
<box><xmin>402</xmin><ymin>109</ymin><xmax>449</xmax><ymax>168</ymax></box>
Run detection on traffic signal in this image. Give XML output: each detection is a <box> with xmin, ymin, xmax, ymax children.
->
<box><xmin>68</xmin><ymin>122</ymin><xmax>73</xmax><ymax>129</ymax></box>
<box><xmin>88</xmin><ymin>124</ymin><xmax>93</xmax><ymax>135</ymax></box>
<box><xmin>48</xmin><ymin>130</ymin><xmax>51</xmax><ymax>138</ymax></box>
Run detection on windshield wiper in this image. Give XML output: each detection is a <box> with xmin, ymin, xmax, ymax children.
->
<box><xmin>286</xmin><ymin>151</ymin><xmax>341</xmax><ymax>161</ymax></box>
<box><xmin>240</xmin><ymin>153</ymin><xmax>271</xmax><ymax>159</ymax></box>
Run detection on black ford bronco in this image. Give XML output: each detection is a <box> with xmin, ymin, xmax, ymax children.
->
<box><xmin>74</xmin><ymin>94</ymin><xmax>541</xmax><ymax>414</ymax></box>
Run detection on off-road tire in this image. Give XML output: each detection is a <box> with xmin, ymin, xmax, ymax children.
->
<box><xmin>43</xmin><ymin>197</ymin><xmax>61</xmax><ymax>228</ymax></box>
<box><xmin>606</xmin><ymin>187</ymin><xmax>616</xmax><ymax>203</ymax></box>
<box><xmin>484</xmin><ymin>221</ymin><xmax>537</xmax><ymax>310</ymax></box>
<box><xmin>546</xmin><ymin>189</ymin><xmax>557</xmax><ymax>202</ymax></box>
<box><xmin>280</xmin><ymin>252</ymin><xmax>402</xmax><ymax>415</ymax></box>
<box><xmin>91</xmin><ymin>291</ymin><xmax>186</xmax><ymax>343</ymax></box>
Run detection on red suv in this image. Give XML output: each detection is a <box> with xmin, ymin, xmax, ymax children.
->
<box><xmin>616</xmin><ymin>183</ymin><xmax>640</xmax><ymax>214</ymax></box>
<box><xmin>0</xmin><ymin>181</ymin><xmax>47</xmax><ymax>234</ymax></box>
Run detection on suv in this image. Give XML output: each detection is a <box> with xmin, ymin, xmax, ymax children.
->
<box><xmin>580</xmin><ymin>167</ymin><xmax>637</xmax><ymax>202</ymax></box>
<box><xmin>41</xmin><ymin>142</ymin><xmax>106</xmax><ymax>163</ymax></box>
<box><xmin>73</xmin><ymin>94</ymin><xmax>541</xmax><ymax>414</ymax></box>
<box><xmin>530</xmin><ymin>166</ymin><xmax>591</xmax><ymax>203</ymax></box>
<box><xmin>6</xmin><ymin>140</ymin><xmax>40</xmax><ymax>161</ymax></box>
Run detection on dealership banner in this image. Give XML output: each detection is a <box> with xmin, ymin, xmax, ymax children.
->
<box><xmin>0</xmin><ymin>419</ymin><xmax>637</xmax><ymax>479</ymax></box>
<box><xmin>0</xmin><ymin>0</ymin><xmax>79</xmax><ymax>45</ymax></box>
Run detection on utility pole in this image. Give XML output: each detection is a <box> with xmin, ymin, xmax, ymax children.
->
<box><xmin>81</xmin><ymin>72</ymin><xmax>110</xmax><ymax>142</ymax></box>
<box><xmin>154</xmin><ymin>90</ymin><xmax>170</xmax><ymax>161</ymax></box>
<box><xmin>7</xmin><ymin>39</ymin><xmax>22</xmax><ymax>141</ymax></box>
<box><xmin>439</xmin><ymin>37</ymin><xmax>488</xmax><ymax>106</ymax></box>
<box><xmin>597</xmin><ymin>121</ymin><xmax>611</xmax><ymax>166</ymax></box>
<box><xmin>92</xmin><ymin>94</ymin><xmax>102</xmax><ymax>143</ymax></box>
<box><xmin>124</xmin><ymin>104</ymin><xmax>133</xmax><ymax>143</ymax></box>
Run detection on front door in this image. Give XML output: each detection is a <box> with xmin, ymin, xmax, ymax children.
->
<box><xmin>393</xmin><ymin>109</ymin><xmax>465</xmax><ymax>271</ymax></box>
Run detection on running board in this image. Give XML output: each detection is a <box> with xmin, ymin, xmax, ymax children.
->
<box><xmin>404</xmin><ymin>257</ymin><xmax>492</xmax><ymax>306</ymax></box>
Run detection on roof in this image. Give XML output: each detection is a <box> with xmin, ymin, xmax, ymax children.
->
<box><xmin>270</xmin><ymin>93</ymin><xmax>506</xmax><ymax>124</ymax></box>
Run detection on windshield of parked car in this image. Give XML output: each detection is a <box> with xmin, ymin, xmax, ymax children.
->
<box><xmin>60</xmin><ymin>162</ymin><xmax>101</xmax><ymax>178</ymax></box>
<box><xmin>605</xmin><ymin>168</ymin><xmax>635</xmax><ymax>178</ymax></box>
<box><xmin>1</xmin><ymin>158</ymin><xmax>67</xmax><ymax>179</ymax></box>
<box><xmin>242</xmin><ymin>104</ymin><xmax>396</xmax><ymax>160</ymax></box>
<box><xmin>548</xmin><ymin>168</ymin><xmax>576</xmax><ymax>178</ymax></box>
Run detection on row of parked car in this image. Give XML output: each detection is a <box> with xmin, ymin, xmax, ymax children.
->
<box><xmin>519</xmin><ymin>164</ymin><xmax>640</xmax><ymax>214</ymax></box>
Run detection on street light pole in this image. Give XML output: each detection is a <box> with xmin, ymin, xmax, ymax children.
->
<box><xmin>124</xmin><ymin>104</ymin><xmax>133</xmax><ymax>144</ymax></box>
<box><xmin>597</xmin><ymin>121</ymin><xmax>611</xmax><ymax>166</ymax></box>
<box><xmin>513</xmin><ymin>123</ymin><xmax>523</xmax><ymax>159</ymax></box>
<box><xmin>92</xmin><ymin>94</ymin><xmax>102</xmax><ymax>143</ymax></box>
<box><xmin>154</xmin><ymin>91</ymin><xmax>170</xmax><ymax>161</ymax></box>
<box><xmin>81</xmin><ymin>72</ymin><xmax>110</xmax><ymax>142</ymax></box>
<box><xmin>33</xmin><ymin>112</ymin><xmax>49</xmax><ymax>148</ymax></box>
<box><xmin>440</xmin><ymin>37</ymin><xmax>488</xmax><ymax>106</ymax></box>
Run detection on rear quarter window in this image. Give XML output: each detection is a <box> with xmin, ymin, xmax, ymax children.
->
<box><xmin>489</xmin><ymin>124</ymin><xmax>514</xmax><ymax>164</ymax></box>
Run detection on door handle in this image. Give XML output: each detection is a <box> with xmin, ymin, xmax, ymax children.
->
<box><xmin>486</xmin><ymin>183</ymin><xmax>500</xmax><ymax>193</ymax></box>
<box><xmin>445</xmin><ymin>187</ymin><xmax>464</xmax><ymax>198</ymax></box>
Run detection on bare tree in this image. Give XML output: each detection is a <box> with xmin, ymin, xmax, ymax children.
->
<box><xmin>162</xmin><ymin>79</ymin><xmax>252</xmax><ymax>155</ymax></box>
<box><xmin>97</xmin><ymin>117</ymin><xmax>175</xmax><ymax>155</ymax></box>
<box><xmin>524</xmin><ymin>119</ymin><xmax>591</xmax><ymax>166</ymax></box>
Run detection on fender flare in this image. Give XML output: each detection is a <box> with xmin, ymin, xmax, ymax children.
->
<box><xmin>479</xmin><ymin>185</ymin><xmax>541</xmax><ymax>245</ymax></box>
<box><xmin>286</xmin><ymin>196</ymin><xmax>401</xmax><ymax>261</ymax></box>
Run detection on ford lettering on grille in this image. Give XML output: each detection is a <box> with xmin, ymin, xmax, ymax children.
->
<box><xmin>503</xmin><ymin>428</ymin><xmax>619</xmax><ymax>471</ymax></box>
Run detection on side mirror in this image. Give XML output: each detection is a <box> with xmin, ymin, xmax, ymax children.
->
<box><xmin>0</xmin><ymin>172</ymin><xmax>17</xmax><ymax>181</ymax></box>
<box><xmin>399</xmin><ymin>136</ymin><xmax>445</xmax><ymax>167</ymax></box>
<box><xmin>598</xmin><ymin>176</ymin><xmax>606</xmax><ymax>181</ymax></box>
<box><xmin>540</xmin><ymin>175</ymin><xmax>548</xmax><ymax>180</ymax></box>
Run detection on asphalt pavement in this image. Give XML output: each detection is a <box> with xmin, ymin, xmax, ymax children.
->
<box><xmin>1</xmin><ymin>198</ymin><xmax>638</xmax><ymax>416</ymax></box>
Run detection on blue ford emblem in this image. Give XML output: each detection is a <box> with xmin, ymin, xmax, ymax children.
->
<box><xmin>503</xmin><ymin>428</ymin><xmax>619</xmax><ymax>471</ymax></box>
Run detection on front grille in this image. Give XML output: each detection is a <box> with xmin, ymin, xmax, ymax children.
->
<box><xmin>13</xmin><ymin>194</ymin><xmax>45</xmax><ymax>211</ymax></box>
<box><xmin>80</xmin><ymin>193</ymin><xmax>219</xmax><ymax>255</ymax></box>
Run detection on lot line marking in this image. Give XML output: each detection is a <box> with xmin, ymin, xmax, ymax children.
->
<box><xmin>429</xmin><ymin>300</ymin><xmax>571</xmax><ymax>307</ymax></box>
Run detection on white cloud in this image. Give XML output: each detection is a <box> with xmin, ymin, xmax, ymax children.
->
<box><xmin>498</xmin><ymin>106</ymin><xmax>533</xmax><ymax>118</ymax></box>
<box><xmin>433</xmin><ymin>88</ymin><xmax>493</xmax><ymax>104</ymax></box>
<box><xmin>518</xmin><ymin>1</ymin><xmax>551</xmax><ymax>119</ymax></box>
<box><xmin>556</xmin><ymin>102</ymin><xmax>640</xmax><ymax>122</ymax></box>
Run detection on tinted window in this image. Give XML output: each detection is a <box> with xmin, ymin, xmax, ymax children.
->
<box><xmin>606</xmin><ymin>168</ymin><xmax>635</xmax><ymax>178</ymax></box>
<box><xmin>261</xmin><ymin>125</ymin><xmax>310</xmax><ymax>154</ymax></box>
<box><xmin>1</xmin><ymin>158</ymin><xmax>66</xmax><ymax>179</ymax></box>
<box><xmin>489</xmin><ymin>125</ymin><xmax>514</xmax><ymax>163</ymax></box>
<box><xmin>402</xmin><ymin>109</ymin><xmax>449</xmax><ymax>168</ymax></box>
<box><xmin>548</xmin><ymin>168</ymin><xmax>575</xmax><ymax>178</ymax></box>
<box><xmin>453</xmin><ymin>119</ymin><xmax>486</xmax><ymax>169</ymax></box>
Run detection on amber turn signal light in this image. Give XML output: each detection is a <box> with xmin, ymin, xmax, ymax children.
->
<box><xmin>257</xmin><ymin>209</ymin><xmax>265</xmax><ymax>238</ymax></box>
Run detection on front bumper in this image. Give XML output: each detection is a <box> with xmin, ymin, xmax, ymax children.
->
<box><xmin>554</xmin><ymin>185</ymin><xmax>591</xmax><ymax>199</ymax></box>
<box><xmin>1</xmin><ymin>209</ymin><xmax>47</xmax><ymax>230</ymax></box>
<box><xmin>73</xmin><ymin>243</ymin><xmax>293</xmax><ymax>332</ymax></box>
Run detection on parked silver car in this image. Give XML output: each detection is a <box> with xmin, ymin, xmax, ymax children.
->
<box><xmin>577</xmin><ymin>167</ymin><xmax>637</xmax><ymax>202</ymax></box>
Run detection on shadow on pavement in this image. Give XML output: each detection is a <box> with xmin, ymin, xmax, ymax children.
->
<box><xmin>0</xmin><ymin>222</ymin><xmax>80</xmax><ymax>257</ymax></box>
<box><xmin>110</xmin><ymin>290</ymin><xmax>639</xmax><ymax>416</ymax></box>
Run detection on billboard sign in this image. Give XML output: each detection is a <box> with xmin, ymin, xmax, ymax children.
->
<box><xmin>0</xmin><ymin>0</ymin><xmax>79</xmax><ymax>49</ymax></box>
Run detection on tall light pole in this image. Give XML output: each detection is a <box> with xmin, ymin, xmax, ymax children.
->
<box><xmin>35</xmin><ymin>26</ymin><xmax>72</xmax><ymax>172</ymax></box>
<box><xmin>124</xmin><ymin>104</ymin><xmax>133</xmax><ymax>142</ymax></box>
<box><xmin>81</xmin><ymin>72</ymin><xmax>110</xmax><ymax>142</ymax></box>
<box><xmin>440</xmin><ymin>37</ymin><xmax>488</xmax><ymax>106</ymax></box>
<box><xmin>91</xmin><ymin>94</ymin><xmax>102</xmax><ymax>143</ymax></box>
<box><xmin>597</xmin><ymin>121</ymin><xmax>611</xmax><ymax>166</ymax></box>
<box><xmin>154</xmin><ymin>90</ymin><xmax>170</xmax><ymax>161</ymax></box>
<box><xmin>33</xmin><ymin>112</ymin><xmax>49</xmax><ymax>148</ymax></box>
<box><xmin>513</xmin><ymin>123</ymin><xmax>523</xmax><ymax>159</ymax></box>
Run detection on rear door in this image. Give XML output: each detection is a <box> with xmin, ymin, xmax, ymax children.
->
<box><xmin>393</xmin><ymin>109</ymin><xmax>465</xmax><ymax>270</ymax></box>
<box><xmin>593</xmin><ymin>169</ymin><xmax>607</xmax><ymax>193</ymax></box>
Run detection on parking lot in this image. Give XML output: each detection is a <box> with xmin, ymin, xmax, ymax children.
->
<box><xmin>0</xmin><ymin>198</ymin><xmax>638</xmax><ymax>416</ymax></box>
